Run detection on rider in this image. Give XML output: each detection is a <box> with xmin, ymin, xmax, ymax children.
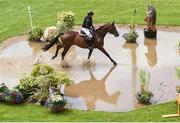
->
<box><xmin>81</xmin><ymin>10</ymin><xmax>95</xmax><ymax>49</ymax></box>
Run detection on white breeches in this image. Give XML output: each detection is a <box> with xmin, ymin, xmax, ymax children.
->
<box><xmin>81</xmin><ymin>27</ymin><xmax>93</xmax><ymax>39</ymax></box>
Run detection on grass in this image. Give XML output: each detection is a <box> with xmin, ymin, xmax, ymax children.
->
<box><xmin>0</xmin><ymin>101</ymin><xmax>179</xmax><ymax>122</ymax></box>
<box><xmin>0</xmin><ymin>0</ymin><xmax>180</xmax><ymax>121</ymax></box>
<box><xmin>0</xmin><ymin>0</ymin><xmax>180</xmax><ymax>43</ymax></box>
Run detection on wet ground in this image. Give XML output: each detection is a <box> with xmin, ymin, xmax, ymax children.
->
<box><xmin>0</xmin><ymin>28</ymin><xmax>180</xmax><ymax>112</ymax></box>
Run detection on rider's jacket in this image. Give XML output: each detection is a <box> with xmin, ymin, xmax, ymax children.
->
<box><xmin>82</xmin><ymin>16</ymin><xmax>93</xmax><ymax>29</ymax></box>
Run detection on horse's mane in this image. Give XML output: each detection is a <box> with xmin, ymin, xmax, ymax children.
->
<box><xmin>96</xmin><ymin>23</ymin><xmax>110</xmax><ymax>31</ymax></box>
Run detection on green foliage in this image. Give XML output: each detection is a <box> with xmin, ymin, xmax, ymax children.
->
<box><xmin>29</xmin><ymin>88</ymin><xmax>49</xmax><ymax>103</ymax></box>
<box><xmin>139</xmin><ymin>69</ymin><xmax>150</xmax><ymax>92</ymax></box>
<box><xmin>178</xmin><ymin>40</ymin><xmax>180</xmax><ymax>51</ymax></box>
<box><xmin>28</xmin><ymin>25</ymin><xmax>44</xmax><ymax>41</ymax></box>
<box><xmin>31</xmin><ymin>64</ymin><xmax>54</xmax><ymax>77</ymax></box>
<box><xmin>0</xmin><ymin>83</ymin><xmax>9</xmax><ymax>93</ymax></box>
<box><xmin>175</xmin><ymin>66</ymin><xmax>180</xmax><ymax>79</ymax></box>
<box><xmin>48</xmin><ymin>95</ymin><xmax>67</xmax><ymax>106</ymax></box>
<box><xmin>123</xmin><ymin>30</ymin><xmax>138</xmax><ymax>42</ymax></box>
<box><xmin>130</xmin><ymin>9</ymin><xmax>137</xmax><ymax>31</ymax></box>
<box><xmin>4</xmin><ymin>90</ymin><xmax>24</xmax><ymax>104</ymax></box>
<box><xmin>136</xmin><ymin>69</ymin><xmax>153</xmax><ymax>104</ymax></box>
<box><xmin>57</xmin><ymin>11</ymin><xmax>75</xmax><ymax>33</ymax></box>
<box><xmin>123</xmin><ymin>9</ymin><xmax>138</xmax><ymax>42</ymax></box>
<box><xmin>136</xmin><ymin>90</ymin><xmax>153</xmax><ymax>104</ymax></box>
<box><xmin>17</xmin><ymin>64</ymin><xmax>72</xmax><ymax>102</ymax></box>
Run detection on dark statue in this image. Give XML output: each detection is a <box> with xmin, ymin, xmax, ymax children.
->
<box><xmin>144</xmin><ymin>4</ymin><xmax>157</xmax><ymax>38</ymax></box>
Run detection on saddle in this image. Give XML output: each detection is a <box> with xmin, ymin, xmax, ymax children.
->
<box><xmin>79</xmin><ymin>30</ymin><xmax>86</xmax><ymax>37</ymax></box>
<box><xmin>79</xmin><ymin>30</ymin><xmax>99</xmax><ymax>42</ymax></box>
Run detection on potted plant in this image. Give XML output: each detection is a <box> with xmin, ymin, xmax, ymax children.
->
<box><xmin>28</xmin><ymin>25</ymin><xmax>44</xmax><ymax>42</ymax></box>
<box><xmin>47</xmin><ymin>95</ymin><xmax>67</xmax><ymax>112</ymax></box>
<box><xmin>123</xmin><ymin>9</ymin><xmax>138</xmax><ymax>43</ymax></box>
<box><xmin>136</xmin><ymin>69</ymin><xmax>153</xmax><ymax>104</ymax></box>
<box><xmin>5</xmin><ymin>89</ymin><xmax>24</xmax><ymax>104</ymax></box>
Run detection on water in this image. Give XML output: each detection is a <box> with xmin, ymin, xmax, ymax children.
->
<box><xmin>0</xmin><ymin>28</ymin><xmax>180</xmax><ymax>112</ymax></box>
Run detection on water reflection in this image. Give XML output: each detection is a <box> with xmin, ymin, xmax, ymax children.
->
<box><xmin>1</xmin><ymin>29</ymin><xmax>180</xmax><ymax>112</ymax></box>
<box><xmin>122</xmin><ymin>42</ymin><xmax>138</xmax><ymax>107</ymax></box>
<box><xmin>144</xmin><ymin>38</ymin><xmax>157</xmax><ymax>67</ymax></box>
<box><xmin>65</xmin><ymin>66</ymin><xmax>120</xmax><ymax>110</ymax></box>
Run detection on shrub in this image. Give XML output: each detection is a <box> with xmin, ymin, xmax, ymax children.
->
<box><xmin>0</xmin><ymin>83</ymin><xmax>9</xmax><ymax>101</ymax></box>
<box><xmin>17</xmin><ymin>64</ymin><xmax>71</xmax><ymax>104</ymax></box>
<box><xmin>17</xmin><ymin>73</ymin><xmax>36</xmax><ymax>99</ymax></box>
<box><xmin>28</xmin><ymin>25</ymin><xmax>44</xmax><ymax>41</ymax></box>
<box><xmin>57</xmin><ymin>11</ymin><xmax>75</xmax><ymax>33</ymax></box>
<box><xmin>31</xmin><ymin>64</ymin><xmax>54</xmax><ymax>77</ymax></box>
<box><xmin>0</xmin><ymin>83</ymin><xmax>8</xmax><ymax>93</ymax></box>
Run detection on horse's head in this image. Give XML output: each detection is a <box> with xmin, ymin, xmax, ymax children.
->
<box><xmin>108</xmin><ymin>21</ymin><xmax>119</xmax><ymax>37</ymax></box>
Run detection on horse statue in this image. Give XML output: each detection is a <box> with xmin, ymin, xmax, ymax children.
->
<box><xmin>42</xmin><ymin>22</ymin><xmax>119</xmax><ymax>65</ymax></box>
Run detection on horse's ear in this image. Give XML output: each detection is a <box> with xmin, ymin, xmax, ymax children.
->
<box><xmin>112</xmin><ymin>21</ymin><xmax>115</xmax><ymax>25</ymax></box>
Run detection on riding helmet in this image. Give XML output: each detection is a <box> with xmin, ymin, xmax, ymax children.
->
<box><xmin>87</xmin><ymin>10</ymin><xmax>94</xmax><ymax>16</ymax></box>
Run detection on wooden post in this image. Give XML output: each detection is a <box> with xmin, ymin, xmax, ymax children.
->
<box><xmin>178</xmin><ymin>94</ymin><xmax>180</xmax><ymax>115</ymax></box>
<box><xmin>162</xmin><ymin>93</ymin><xmax>180</xmax><ymax>118</ymax></box>
<box><xmin>28</xmin><ymin>6</ymin><xmax>33</xmax><ymax>30</ymax></box>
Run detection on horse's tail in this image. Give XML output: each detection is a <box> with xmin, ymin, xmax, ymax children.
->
<box><xmin>42</xmin><ymin>32</ymin><xmax>64</xmax><ymax>51</ymax></box>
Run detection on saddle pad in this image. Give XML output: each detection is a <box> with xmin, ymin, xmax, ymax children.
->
<box><xmin>79</xmin><ymin>30</ymin><xmax>86</xmax><ymax>37</ymax></box>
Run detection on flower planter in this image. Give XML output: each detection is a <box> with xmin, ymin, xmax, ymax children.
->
<box><xmin>144</xmin><ymin>28</ymin><xmax>157</xmax><ymax>39</ymax></box>
<box><xmin>136</xmin><ymin>91</ymin><xmax>153</xmax><ymax>104</ymax></box>
<box><xmin>51</xmin><ymin>104</ymin><xmax>65</xmax><ymax>112</ymax></box>
<box><xmin>40</xmin><ymin>100</ymin><xmax>46</xmax><ymax>106</ymax></box>
<box><xmin>5</xmin><ymin>90</ymin><xmax>24</xmax><ymax>104</ymax></box>
<box><xmin>123</xmin><ymin>31</ymin><xmax>138</xmax><ymax>43</ymax></box>
<box><xmin>28</xmin><ymin>37</ymin><xmax>41</xmax><ymax>42</ymax></box>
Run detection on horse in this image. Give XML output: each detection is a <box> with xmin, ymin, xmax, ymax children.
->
<box><xmin>42</xmin><ymin>21</ymin><xmax>119</xmax><ymax>65</ymax></box>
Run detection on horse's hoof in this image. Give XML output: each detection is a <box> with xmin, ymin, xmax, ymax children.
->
<box><xmin>113</xmin><ymin>62</ymin><xmax>117</xmax><ymax>66</ymax></box>
<box><xmin>61</xmin><ymin>61</ymin><xmax>71</xmax><ymax>68</ymax></box>
<box><xmin>52</xmin><ymin>56</ymin><xmax>56</xmax><ymax>60</ymax></box>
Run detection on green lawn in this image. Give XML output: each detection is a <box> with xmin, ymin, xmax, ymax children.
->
<box><xmin>0</xmin><ymin>0</ymin><xmax>180</xmax><ymax>43</ymax></box>
<box><xmin>0</xmin><ymin>0</ymin><xmax>180</xmax><ymax>122</ymax></box>
<box><xmin>0</xmin><ymin>101</ymin><xmax>179</xmax><ymax>122</ymax></box>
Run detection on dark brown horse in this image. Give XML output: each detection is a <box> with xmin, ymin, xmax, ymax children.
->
<box><xmin>42</xmin><ymin>22</ymin><xmax>119</xmax><ymax>65</ymax></box>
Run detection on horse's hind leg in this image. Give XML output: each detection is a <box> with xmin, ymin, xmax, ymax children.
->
<box><xmin>62</xmin><ymin>46</ymin><xmax>71</xmax><ymax>60</ymax></box>
<box><xmin>52</xmin><ymin>44</ymin><xmax>63</xmax><ymax>60</ymax></box>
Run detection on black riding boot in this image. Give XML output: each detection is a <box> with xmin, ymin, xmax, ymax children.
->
<box><xmin>85</xmin><ymin>37</ymin><xmax>93</xmax><ymax>50</ymax></box>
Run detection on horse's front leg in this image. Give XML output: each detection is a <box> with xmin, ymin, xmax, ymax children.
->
<box><xmin>98</xmin><ymin>47</ymin><xmax>117</xmax><ymax>65</ymax></box>
<box><xmin>87</xmin><ymin>49</ymin><xmax>93</xmax><ymax>60</ymax></box>
<box><xmin>52</xmin><ymin>44</ymin><xmax>63</xmax><ymax>60</ymax></box>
